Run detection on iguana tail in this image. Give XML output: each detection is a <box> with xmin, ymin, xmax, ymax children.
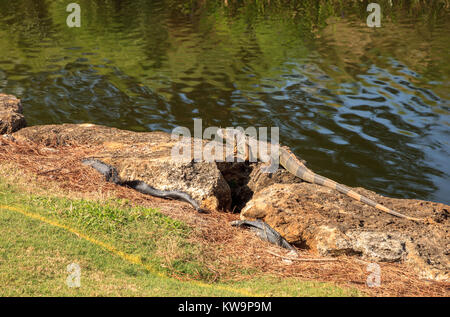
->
<box><xmin>280</xmin><ymin>147</ymin><xmax>423</xmax><ymax>222</ymax></box>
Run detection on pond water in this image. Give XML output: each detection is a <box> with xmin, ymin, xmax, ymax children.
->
<box><xmin>0</xmin><ymin>0</ymin><xmax>449</xmax><ymax>204</ymax></box>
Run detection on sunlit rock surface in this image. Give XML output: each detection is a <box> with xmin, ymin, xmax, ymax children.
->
<box><xmin>241</xmin><ymin>183</ymin><xmax>449</xmax><ymax>281</ymax></box>
<box><xmin>0</xmin><ymin>94</ymin><xmax>26</xmax><ymax>134</ymax></box>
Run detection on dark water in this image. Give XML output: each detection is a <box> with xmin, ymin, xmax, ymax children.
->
<box><xmin>0</xmin><ymin>0</ymin><xmax>449</xmax><ymax>204</ymax></box>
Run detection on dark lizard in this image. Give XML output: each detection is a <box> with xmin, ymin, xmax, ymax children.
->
<box><xmin>217</xmin><ymin>128</ymin><xmax>425</xmax><ymax>222</ymax></box>
<box><xmin>82</xmin><ymin>158</ymin><xmax>206</xmax><ymax>213</ymax></box>
<box><xmin>230</xmin><ymin>220</ymin><xmax>297</xmax><ymax>251</ymax></box>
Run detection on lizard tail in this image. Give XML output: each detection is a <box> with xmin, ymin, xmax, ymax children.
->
<box><xmin>308</xmin><ymin>171</ymin><xmax>423</xmax><ymax>222</ymax></box>
<box><xmin>280</xmin><ymin>148</ymin><xmax>423</xmax><ymax>221</ymax></box>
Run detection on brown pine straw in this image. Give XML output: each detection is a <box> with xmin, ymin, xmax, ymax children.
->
<box><xmin>0</xmin><ymin>136</ymin><xmax>448</xmax><ymax>297</ymax></box>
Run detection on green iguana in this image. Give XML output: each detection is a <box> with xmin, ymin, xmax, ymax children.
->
<box><xmin>217</xmin><ymin>128</ymin><xmax>425</xmax><ymax>222</ymax></box>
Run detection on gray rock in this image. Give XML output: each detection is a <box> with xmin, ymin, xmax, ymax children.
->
<box><xmin>343</xmin><ymin>231</ymin><xmax>407</xmax><ymax>262</ymax></box>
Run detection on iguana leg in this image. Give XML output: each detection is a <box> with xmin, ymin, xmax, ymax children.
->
<box><xmin>260</xmin><ymin>155</ymin><xmax>279</xmax><ymax>174</ymax></box>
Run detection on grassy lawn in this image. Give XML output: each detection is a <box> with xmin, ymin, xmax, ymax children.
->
<box><xmin>0</xmin><ymin>177</ymin><xmax>361</xmax><ymax>297</ymax></box>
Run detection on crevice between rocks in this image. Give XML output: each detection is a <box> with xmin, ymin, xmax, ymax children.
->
<box><xmin>216</xmin><ymin>160</ymin><xmax>303</xmax><ymax>213</ymax></box>
<box><xmin>216</xmin><ymin>161</ymin><xmax>255</xmax><ymax>213</ymax></box>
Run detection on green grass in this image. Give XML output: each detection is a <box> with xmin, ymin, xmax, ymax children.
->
<box><xmin>0</xmin><ymin>177</ymin><xmax>362</xmax><ymax>297</ymax></box>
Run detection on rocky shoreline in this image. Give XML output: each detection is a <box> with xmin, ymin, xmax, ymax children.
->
<box><xmin>1</xmin><ymin>93</ymin><xmax>448</xmax><ymax>282</ymax></box>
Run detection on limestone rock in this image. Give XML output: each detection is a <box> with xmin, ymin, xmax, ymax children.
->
<box><xmin>344</xmin><ymin>231</ymin><xmax>408</xmax><ymax>262</ymax></box>
<box><xmin>241</xmin><ymin>183</ymin><xmax>449</xmax><ymax>281</ymax></box>
<box><xmin>0</xmin><ymin>94</ymin><xmax>26</xmax><ymax>134</ymax></box>
<box><xmin>247</xmin><ymin>162</ymin><xmax>303</xmax><ymax>193</ymax></box>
